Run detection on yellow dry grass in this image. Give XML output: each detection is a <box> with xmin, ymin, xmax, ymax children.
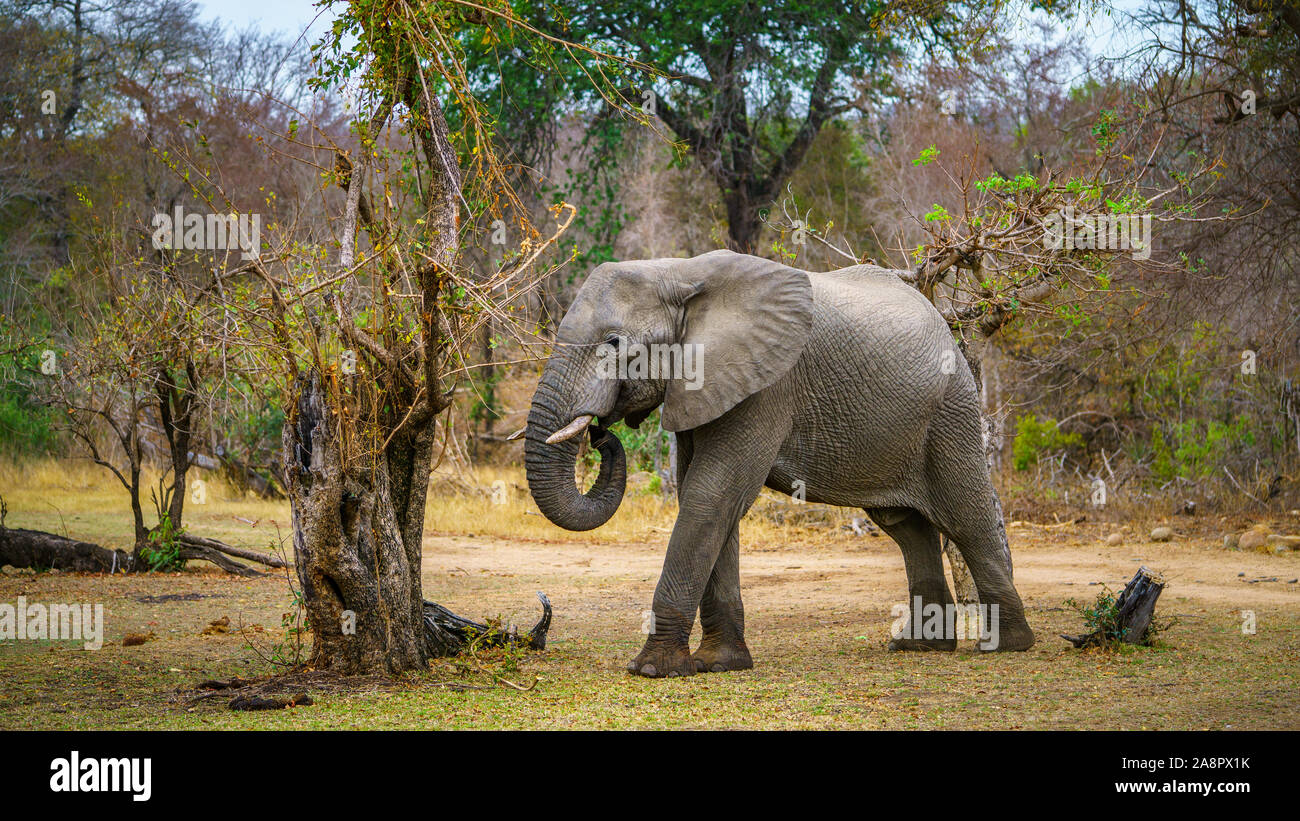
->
<box><xmin>0</xmin><ymin>458</ymin><xmax>862</xmax><ymax>554</ymax></box>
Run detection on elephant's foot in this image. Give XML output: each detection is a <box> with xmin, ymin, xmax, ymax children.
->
<box><xmin>691</xmin><ymin>639</ymin><xmax>753</xmax><ymax>673</ymax></box>
<box><xmin>627</xmin><ymin>641</ymin><xmax>695</xmax><ymax>678</ymax></box>
<box><xmin>977</xmin><ymin>620</ymin><xmax>1035</xmax><ymax>652</ymax></box>
<box><xmin>887</xmin><ymin>635</ymin><xmax>956</xmax><ymax>652</ymax></box>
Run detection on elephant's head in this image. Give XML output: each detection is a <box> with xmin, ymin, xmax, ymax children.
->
<box><xmin>524</xmin><ymin>249</ymin><xmax>814</xmax><ymax>531</ymax></box>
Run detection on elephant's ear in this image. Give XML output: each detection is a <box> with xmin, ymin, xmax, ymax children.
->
<box><xmin>661</xmin><ymin>250</ymin><xmax>813</xmax><ymax>432</ymax></box>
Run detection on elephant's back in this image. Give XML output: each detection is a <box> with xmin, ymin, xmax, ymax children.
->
<box><xmin>783</xmin><ymin>267</ymin><xmax>964</xmax><ymax>452</ymax></box>
<box><xmin>805</xmin><ymin>266</ymin><xmax>952</xmax><ymax>358</ymax></box>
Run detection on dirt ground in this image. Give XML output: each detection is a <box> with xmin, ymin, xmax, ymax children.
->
<box><xmin>1</xmin><ymin>512</ymin><xmax>1296</xmax><ymax>729</ymax></box>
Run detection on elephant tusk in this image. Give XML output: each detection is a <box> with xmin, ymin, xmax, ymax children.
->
<box><xmin>506</xmin><ymin>426</ymin><xmax>527</xmax><ymax>441</ymax></box>
<box><xmin>546</xmin><ymin>414</ymin><xmax>594</xmax><ymax>444</ymax></box>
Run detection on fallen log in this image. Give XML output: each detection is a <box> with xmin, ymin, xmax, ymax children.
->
<box><xmin>0</xmin><ymin>525</ymin><xmax>131</xmax><ymax>573</ymax></box>
<box><xmin>424</xmin><ymin>591</ymin><xmax>551</xmax><ymax>657</ymax></box>
<box><xmin>0</xmin><ymin>521</ymin><xmax>284</xmax><ymax>577</ymax></box>
<box><xmin>217</xmin><ymin>452</ymin><xmax>285</xmax><ymax>500</ymax></box>
<box><xmin>175</xmin><ymin>542</ymin><xmax>262</xmax><ymax>577</ymax></box>
<box><xmin>229</xmin><ymin>692</ymin><xmax>312</xmax><ymax>710</ymax></box>
<box><xmin>1062</xmin><ymin>565</ymin><xmax>1166</xmax><ymax>648</ymax></box>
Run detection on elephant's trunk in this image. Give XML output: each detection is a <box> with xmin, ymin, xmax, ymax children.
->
<box><xmin>524</xmin><ymin>375</ymin><xmax>626</xmax><ymax>532</ymax></box>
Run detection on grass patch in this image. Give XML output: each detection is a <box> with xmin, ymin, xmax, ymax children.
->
<box><xmin>0</xmin><ymin>459</ymin><xmax>1296</xmax><ymax>729</ymax></box>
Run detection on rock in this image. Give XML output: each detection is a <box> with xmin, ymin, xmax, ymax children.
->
<box><xmin>1238</xmin><ymin>528</ymin><xmax>1271</xmax><ymax>551</ymax></box>
<box><xmin>0</xmin><ymin>565</ymin><xmax>15</xmax><ymax>576</ymax></box>
<box><xmin>1265</xmin><ymin>534</ymin><xmax>1300</xmax><ymax>551</ymax></box>
<box><xmin>1105</xmin><ymin>533</ymin><xmax>1124</xmax><ymax>546</ymax></box>
<box><xmin>625</xmin><ymin>471</ymin><xmax>658</xmax><ymax>494</ymax></box>
<box><xmin>1150</xmin><ymin>526</ymin><xmax>1174</xmax><ymax>542</ymax></box>
<box><xmin>1223</xmin><ymin>532</ymin><xmax>1240</xmax><ymax>550</ymax></box>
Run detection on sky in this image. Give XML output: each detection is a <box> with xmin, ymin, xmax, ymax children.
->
<box><xmin>189</xmin><ymin>0</ymin><xmax>1154</xmax><ymax>80</ymax></box>
<box><xmin>192</xmin><ymin>0</ymin><xmax>335</xmax><ymax>43</ymax></box>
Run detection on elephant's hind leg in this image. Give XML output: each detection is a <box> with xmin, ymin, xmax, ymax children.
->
<box><xmin>867</xmin><ymin>507</ymin><xmax>956</xmax><ymax>651</ymax></box>
<box><xmin>924</xmin><ymin>415</ymin><xmax>1035</xmax><ymax>651</ymax></box>
<box><xmin>693</xmin><ymin>523</ymin><xmax>754</xmax><ymax>672</ymax></box>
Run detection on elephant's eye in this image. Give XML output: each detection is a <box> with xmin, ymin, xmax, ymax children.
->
<box><xmin>603</xmin><ymin>334</ymin><xmax>621</xmax><ymax>348</ymax></box>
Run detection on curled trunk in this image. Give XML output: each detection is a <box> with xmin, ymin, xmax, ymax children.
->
<box><xmin>524</xmin><ymin>376</ymin><xmax>627</xmax><ymax>531</ymax></box>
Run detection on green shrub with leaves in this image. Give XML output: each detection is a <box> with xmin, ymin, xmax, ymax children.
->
<box><xmin>580</xmin><ymin>409</ymin><xmax>671</xmax><ymax>477</ymax></box>
<box><xmin>0</xmin><ymin>351</ymin><xmax>61</xmax><ymax>458</ymax></box>
<box><xmin>1066</xmin><ymin>589</ymin><xmax>1125</xmax><ymax>648</ymax></box>
<box><xmin>140</xmin><ymin>512</ymin><xmax>187</xmax><ymax>572</ymax></box>
<box><xmin>1012</xmin><ymin>414</ymin><xmax>1085</xmax><ymax>471</ymax></box>
<box><xmin>1149</xmin><ymin>415</ymin><xmax>1255</xmax><ymax>482</ymax></box>
<box><xmin>271</xmin><ymin>588</ymin><xmax>308</xmax><ymax>667</ymax></box>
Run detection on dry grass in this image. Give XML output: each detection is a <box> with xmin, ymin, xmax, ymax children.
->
<box><xmin>0</xmin><ymin>457</ymin><xmax>866</xmax><ymax>553</ymax></box>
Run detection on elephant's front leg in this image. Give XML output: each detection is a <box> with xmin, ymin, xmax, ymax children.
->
<box><xmin>628</xmin><ymin>419</ymin><xmax>780</xmax><ymax>678</ymax></box>
<box><xmin>693</xmin><ymin>524</ymin><xmax>754</xmax><ymax>673</ymax></box>
<box><xmin>627</xmin><ymin>503</ymin><xmax>736</xmax><ymax>678</ymax></box>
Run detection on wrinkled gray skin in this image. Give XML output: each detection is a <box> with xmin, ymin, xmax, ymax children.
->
<box><xmin>524</xmin><ymin>249</ymin><xmax>1035</xmax><ymax>678</ymax></box>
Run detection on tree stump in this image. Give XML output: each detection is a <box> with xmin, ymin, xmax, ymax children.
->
<box><xmin>1062</xmin><ymin>566</ymin><xmax>1166</xmax><ymax>648</ymax></box>
<box><xmin>423</xmin><ymin>591</ymin><xmax>552</xmax><ymax>657</ymax></box>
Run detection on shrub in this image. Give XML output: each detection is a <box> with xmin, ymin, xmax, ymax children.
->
<box><xmin>1012</xmin><ymin>414</ymin><xmax>1084</xmax><ymax>471</ymax></box>
<box><xmin>140</xmin><ymin>512</ymin><xmax>187</xmax><ymax>572</ymax></box>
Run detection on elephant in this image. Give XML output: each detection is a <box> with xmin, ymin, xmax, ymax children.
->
<box><xmin>522</xmin><ymin>249</ymin><xmax>1035</xmax><ymax>677</ymax></box>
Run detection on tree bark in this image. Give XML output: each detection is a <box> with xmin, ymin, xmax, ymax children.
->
<box><xmin>154</xmin><ymin>360</ymin><xmax>198</xmax><ymax>530</ymax></box>
<box><xmin>723</xmin><ymin>184</ymin><xmax>761</xmax><ymax>254</ymax></box>
<box><xmin>942</xmin><ymin>338</ymin><xmax>1014</xmax><ymax>603</ymax></box>
<box><xmin>284</xmin><ymin>370</ymin><xmax>436</xmax><ymax>675</ymax></box>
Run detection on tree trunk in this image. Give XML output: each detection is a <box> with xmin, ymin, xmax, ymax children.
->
<box><xmin>283</xmin><ymin>370</ymin><xmax>436</xmax><ymax>675</ymax></box>
<box><xmin>942</xmin><ymin>539</ymin><xmax>979</xmax><ymax>604</ymax></box>
<box><xmin>1062</xmin><ymin>566</ymin><xmax>1166</xmax><ymax>647</ymax></box>
<box><xmin>724</xmin><ymin>185</ymin><xmax>761</xmax><ymax>254</ymax></box>
<box><xmin>154</xmin><ymin>361</ymin><xmax>198</xmax><ymax>531</ymax></box>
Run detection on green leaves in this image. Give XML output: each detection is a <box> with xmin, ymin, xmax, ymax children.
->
<box><xmin>1090</xmin><ymin>108</ymin><xmax>1121</xmax><ymax>152</ymax></box>
<box><xmin>1012</xmin><ymin>414</ymin><xmax>1085</xmax><ymax>471</ymax></box>
<box><xmin>975</xmin><ymin>171</ymin><xmax>1038</xmax><ymax>193</ymax></box>
<box><xmin>923</xmin><ymin>203</ymin><xmax>950</xmax><ymax>223</ymax></box>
